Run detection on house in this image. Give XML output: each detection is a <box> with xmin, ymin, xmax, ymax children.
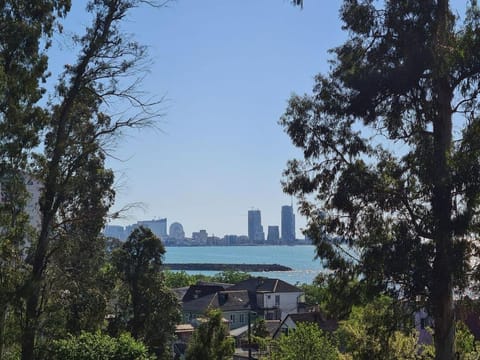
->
<box><xmin>273</xmin><ymin>311</ymin><xmax>338</xmax><ymax>339</ymax></box>
<box><xmin>228</xmin><ymin>277</ymin><xmax>305</xmax><ymax>320</ymax></box>
<box><xmin>183</xmin><ymin>289</ymin><xmax>255</xmax><ymax>329</ymax></box>
<box><xmin>181</xmin><ymin>277</ymin><xmax>305</xmax><ymax>330</ymax></box>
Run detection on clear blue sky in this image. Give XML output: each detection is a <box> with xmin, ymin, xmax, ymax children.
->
<box><xmin>52</xmin><ymin>0</ymin><xmax>468</xmax><ymax>237</ymax></box>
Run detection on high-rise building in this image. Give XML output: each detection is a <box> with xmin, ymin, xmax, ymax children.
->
<box><xmin>138</xmin><ymin>218</ymin><xmax>167</xmax><ymax>238</ymax></box>
<box><xmin>281</xmin><ymin>205</ymin><xmax>295</xmax><ymax>243</ymax></box>
<box><xmin>248</xmin><ymin>209</ymin><xmax>265</xmax><ymax>243</ymax></box>
<box><xmin>104</xmin><ymin>225</ymin><xmax>127</xmax><ymax>240</ymax></box>
<box><xmin>267</xmin><ymin>225</ymin><xmax>280</xmax><ymax>245</ymax></box>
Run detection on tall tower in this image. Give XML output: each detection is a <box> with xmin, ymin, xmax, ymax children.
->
<box><xmin>267</xmin><ymin>225</ymin><xmax>280</xmax><ymax>245</ymax></box>
<box><xmin>248</xmin><ymin>209</ymin><xmax>265</xmax><ymax>243</ymax></box>
<box><xmin>281</xmin><ymin>205</ymin><xmax>295</xmax><ymax>243</ymax></box>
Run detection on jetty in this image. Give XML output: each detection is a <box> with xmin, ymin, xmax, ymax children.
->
<box><xmin>163</xmin><ymin>263</ymin><xmax>292</xmax><ymax>272</ymax></box>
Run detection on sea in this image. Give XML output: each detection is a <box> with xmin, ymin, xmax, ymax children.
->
<box><xmin>164</xmin><ymin>245</ymin><xmax>323</xmax><ymax>285</ymax></box>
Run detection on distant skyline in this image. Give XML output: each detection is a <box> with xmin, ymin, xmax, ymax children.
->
<box><xmin>108</xmin><ymin>205</ymin><xmax>296</xmax><ymax>239</ymax></box>
<box><xmin>49</xmin><ymin>1</ymin><xmax>469</xmax><ymax>236</ymax></box>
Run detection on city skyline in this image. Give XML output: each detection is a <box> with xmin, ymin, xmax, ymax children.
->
<box><xmin>106</xmin><ymin>204</ymin><xmax>301</xmax><ymax>241</ymax></box>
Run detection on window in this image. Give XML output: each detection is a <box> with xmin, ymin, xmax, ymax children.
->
<box><xmin>275</xmin><ymin>295</ymin><xmax>280</xmax><ymax>307</ymax></box>
<box><xmin>230</xmin><ymin>314</ymin><xmax>235</xmax><ymax>323</ymax></box>
<box><xmin>239</xmin><ymin>314</ymin><xmax>245</xmax><ymax>323</ymax></box>
<box><xmin>420</xmin><ymin>318</ymin><xmax>426</xmax><ymax>329</ymax></box>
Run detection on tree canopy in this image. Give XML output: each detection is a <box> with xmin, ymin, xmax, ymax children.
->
<box><xmin>270</xmin><ymin>322</ymin><xmax>338</xmax><ymax>360</ymax></box>
<box><xmin>281</xmin><ymin>1</ymin><xmax>480</xmax><ymax>359</ymax></box>
<box><xmin>113</xmin><ymin>226</ymin><xmax>180</xmax><ymax>357</ymax></box>
<box><xmin>0</xmin><ymin>1</ymin><xmax>165</xmax><ymax>359</ymax></box>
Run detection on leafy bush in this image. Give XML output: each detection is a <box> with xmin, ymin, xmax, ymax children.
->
<box><xmin>44</xmin><ymin>331</ymin><xmax>154</xmax><ymax>360</ymax></box>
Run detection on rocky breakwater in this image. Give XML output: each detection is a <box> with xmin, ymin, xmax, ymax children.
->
<box><xmin>163</xmin><ymin>263</ymin><xmax>292</xmax><ymax>272</ymax></box>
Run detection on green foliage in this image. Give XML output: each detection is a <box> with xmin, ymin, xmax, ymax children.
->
<box><xmin>281</xmin><ymin>1</ymin><xmax>480</xmax><ymax>357</ymax></box>
<box><xmin>163</xmin><ymin>270</ymin><xmax>251</xmax><ymax>289</ymax></box>
<box><xmin>163</xmin><ymin>271</ymin><xmax>210</xmax><ymax>288</ymax></box>
<box><xmin>45</xmin><ymin>332</ymin><xmax>153</xmax><ymax>360</ymax></box>
<box><xmin>300</xmin><ymin>274</ymin><xmax>369</xmax><ymax>320</ymax></box>
<box><xmin>0</xmin><ymin>0</ymin><xmax>70</xmax><ymax>356</ymax></box>
<box><xmin>253</xmin><ymin>319</ymin><xmax>270</xmax><ymax>339</ymax></box>
<box><xmin>112</xmin><ymin>227</ymin><xmax>180</xmax><ymax>356</ymax></box>
<box><xmin>270</xmin><ymin>322</ymin><xmax>338</xmax><ymax>360</ymax></box>
<box><xmin>456</xmin><ymin>321</ymin><xmax>480</xmax><ymax>359</ymax></box>
<box><xmin>185</xmin><ymin>309</ymin><xmax>235</xmax><ymax>360</ymax></box>
<box><xmin>0</xmin><ymin>0</ymin><xmax>164</xmax><ymax>358</ymax></box>
<box><xmin>336</xmin><ymin>296</ymin><xmax>432</xmax><ymax>360</ymax></box>
<box><xmin>210</xmin><ymin>270</ymin><xmax>251</xmax><ymax>284</ymax></box>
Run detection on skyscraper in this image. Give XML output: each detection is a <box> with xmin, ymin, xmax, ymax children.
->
<box><xmin>138</xmin><ymin>218</ymin><xmax>167</xmax><ymax>238</ymax></box>
<box><xmin>248</xmin><ymin>209</ymin><xmax>265</xmax><ymax>243</ymax></box>
<box><xmin>281</xmin><ymin>205</ymin><xmax>295</xmax><ymax>243</ymax></box>
<box><xmin>267</xmin><ymin>225</ymin><xmax>280</xmax><ymax>245</ymax></box>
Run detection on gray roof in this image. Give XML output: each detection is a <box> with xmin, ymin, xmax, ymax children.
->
<box><xmin>273</xmin><ymin>311</ymin><xmax>338</xmax><ymax>338</ymax></box>
<box><xmin>182</xmin><ymin>283</ymin><xmax>230</xmax><ymax>303</ymax></box>
<box><xmin>228</xmin><ymin>277</ymin><xmax>302</xmax><ymax>293</ymax></box>
<box><xmin>183</xmin><ymin>289</ymin><xmax>254</xmax><ymax>313</ymax></box>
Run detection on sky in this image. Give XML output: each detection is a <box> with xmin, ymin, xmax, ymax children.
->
<box><xmin>49</xmin><ymin>0</ymin><xmax>468</xmax><ymax>238</ymax></box>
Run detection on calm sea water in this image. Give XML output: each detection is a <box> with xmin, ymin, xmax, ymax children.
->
<box><xmin>164</xmin><ymin>245</ymin><xmax>322</xmax><ymax>285</ymax></box>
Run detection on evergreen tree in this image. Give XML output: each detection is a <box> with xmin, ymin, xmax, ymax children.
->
<box><xmin>113</xmin><ymin>226</ymin><xmax>180</xmax><ymax>357</ymax></box>
<box><xmin>283</xmin><ymin>1</ymin><xmax>480</xmax><ymax>359</ymax></box>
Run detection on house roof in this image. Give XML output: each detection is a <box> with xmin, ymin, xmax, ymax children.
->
<box><xmin>228</xmin><ymin>277</ymin><xmax>302</xmax><ymax>294</ymax></box>
<box><xmin>273</xmin><ymin>311</ymin><xmax>338</xmax><ymax>338</ymax></box>
<box><xmin>182</xmin><ymin>283</ymin><xmax>229</xmax><ymax>303</ymax></box>
<box><xmin>183</xmin><ymin>293</ymin><xmax>217</xmax><ymax>313</ymax></box>
<box><xmin>264</xmin><ymin>320</ymin><xmax>282</xmax><ymax>336</ymax></box>
<box><xmin>183</xmin><ymin>289</ymin><xmax>255</xmax><ymax>313</ymax></box>
<box><xmin>172</xmin><ymin>286</ymin><xmax>190</xmax><ymax>302</ymax></box>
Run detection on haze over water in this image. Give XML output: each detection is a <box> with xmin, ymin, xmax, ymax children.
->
<box><xmin>164</xmin><ymin>245</ymin><xmax>322</xmax><ymax>285</ymax></box>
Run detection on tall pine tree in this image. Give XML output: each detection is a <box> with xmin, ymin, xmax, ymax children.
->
<box><xmin>283</xmin><ymin>1</ymin><xmax>480</xmax><ymax>359</ymax></box>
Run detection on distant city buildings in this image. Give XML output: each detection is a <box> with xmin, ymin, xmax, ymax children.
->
<box><xmin>281</xmin><ymin>205</ymin><xmax>296</xmax><ymax>244</ymax></box>
<box><xmin>104</xmin><ymin>218</ymin><xmax>169</xmax><ymax>242</ymax></box>
<box><xmin>248</xmin><ymin>209</ymin><xmax>265</xmax><ymax>243</ymax></box>
<box><xmin>104</xmin><ymin>225</ymin><xmax>126</xmax><ymax>241</ymax></box>
<box><xmin>138</xmin><ymin>218</ymin><xmax>167</xmax><ymax>238</ymax></box>
<box><xmin>169</xmin><ymin>222</ymin><xmax>185</xmax><ymax>241</ymax></box>
<box><xmin>267</xmin><ymin>225</ymin><xmax>280</xmax><ymax>245</ymax></box>
<box><xmin>103</xmin><ymin>204</ymin><xmax>305</xmax><ymax>246</ymax></box>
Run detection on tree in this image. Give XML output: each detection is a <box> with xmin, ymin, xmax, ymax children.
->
<box><xmin>282</xmin><ymin>1</ymin><xmax>480</xmax><ymax>358</ymax></box>
<box><xmin>336</xmin><ymin>296</ymin><xmax>432</xmax><ymax>360</ymax></box>
<box><xmin>17</xmin><ymin>1</ymin><xmax>164</xmax><ymax>359</ymax></box>
<box><xmin>300</xmin><ymin>275</ymin><xmax>369</xmax><ymax>320</ymax></box>
<box><xmin>0</xmin><ymin>1</ymin><xmax>70</xmax><ymax>357</ymax></box>
<box><xmin>163</xmin><ymin>270</ymin><xmax>210</xmax><ymax>288</ymax></box>
<box><xmin>270</xmin><ymin>322</ymin><xmax>338</xmax><ymax>360</ymax></box>
<box><xmin>113</xmin><ymin>226</ymin><xmax>180</xmax><ymax>356</ymax></box>
<box><xmin>210</xmin><ymin>270</ymin><xmax>251</xmax><ymax>284</ymax></box>
<box><xmin>185</xmin><ymin>309</ymin><xmax>234</xmax><ymax>360</ymax></box>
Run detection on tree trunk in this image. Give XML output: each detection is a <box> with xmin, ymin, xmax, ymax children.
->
<box><xmin>431</xmin><ymin>2</ymin><xmax>455</xmax><ymax>359</ymax></box>
<box><xmin>21</xmin><ymin>217</ymin><xmax>53</xmax><ymax>360</ymax></box>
